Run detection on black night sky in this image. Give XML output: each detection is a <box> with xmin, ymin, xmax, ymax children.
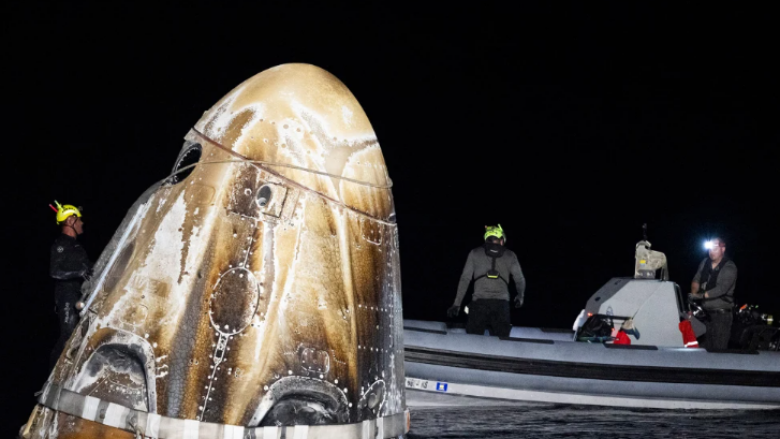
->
<box><xmin>3</xmin><ymin>2</ymin><xmax>778</xmax><ymax>434</ymax></box>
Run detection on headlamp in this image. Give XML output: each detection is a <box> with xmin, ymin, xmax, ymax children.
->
<box><xmin>704</xmin><ymin>240</ymin><xmax>714</xmax><ymax>250</ymax></box>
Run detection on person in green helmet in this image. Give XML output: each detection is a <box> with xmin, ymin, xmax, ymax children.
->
<box><xmin>447</xmin><ymin>224</ymin><xmax>526</xmax><ymax>337</ymax></box>
<box><xmin>49</xmin><ymin>201</ymin><xmax>92</xmax><ymax>367</ymax></box>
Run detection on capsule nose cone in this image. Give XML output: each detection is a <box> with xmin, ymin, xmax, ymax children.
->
<box><xmin>192</xmin><ymin>64</ymin><xmax>393</xmax><ymax>220</ymax></box>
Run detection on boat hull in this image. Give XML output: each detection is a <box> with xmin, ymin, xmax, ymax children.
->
<box><xmin>403</xmin><ymin>321</ymin><xmax>780</xmax><ymax>410</ymax></box>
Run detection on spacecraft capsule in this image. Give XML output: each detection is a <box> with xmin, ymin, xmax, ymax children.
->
<box><xmin>22</xmin><ymin>64</ymin><xmax>407</xmax><ymax>438</ymax></box>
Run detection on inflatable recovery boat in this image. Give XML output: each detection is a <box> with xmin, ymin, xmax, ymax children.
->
<box><xmin>404</xmin><ymin>275</ymin><xmax>780</xmax><ymax>409</ymax></box>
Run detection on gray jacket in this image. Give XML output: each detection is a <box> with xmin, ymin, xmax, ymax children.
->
<box><xmin>692</xmin><ymin>258</ymin><xmax>737</xmax><ymax>310</ymax></box>
<box><xmin>453</xmin><ymin>246</ymin><xmax>526</xmax><ymax>306</ymax></box>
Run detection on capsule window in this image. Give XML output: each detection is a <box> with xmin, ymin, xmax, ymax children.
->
<box><xmin>256</xmin><ymin>185</ymin><xmax>273</xmax><ymax>208</ymax></box>
<box><xmin>169</xmin><ymin>142</ymin><xmax>202</xmax><ymax>184</ymax></box>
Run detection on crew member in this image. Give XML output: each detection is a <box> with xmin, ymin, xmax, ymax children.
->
<box><xmin>447</xmin><ymin>224</ymin><xmax>526</xmax><ymax>337</ymax></box>
<box><xmin>49</xmin><ymin>201</ymin><xmax>92</xmax><ymax>366</ymax></box>
<box><xmin>689</xmin><ymin>237</ymin><xmax>737</xmax><ymax>350</ymax></box>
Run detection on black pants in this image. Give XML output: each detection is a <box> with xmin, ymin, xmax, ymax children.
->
<box><xmin>50</xmin><ymin>294</ymin><xmax>79</xmax><ymax>368</ymax></box>
<box><xmin>466</xmin><ymin>299</ymin><xmax>511</xmax><ymax>337</ymax></box>
<box><xmin>702</xmin><ymin>310</ymin><xmax>733</xmax><ymax>350</ymax></box>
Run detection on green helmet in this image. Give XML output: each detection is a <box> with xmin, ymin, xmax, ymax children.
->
<box><xmin>50</xmin><ymin>200</ymin><xmax>83</xmax><ymax>224</ymax></box>
<box><xmin>484</xmin><ymin>224</ymin><xmax>505</xmax><ymax>242</ymax></box>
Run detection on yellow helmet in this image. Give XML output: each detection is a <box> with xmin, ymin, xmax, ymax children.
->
<box><xmin>484</xmin><ymin>224</ymin><xmax>505</xmax><ymax>242</ymax></box>
<box><xmin>49</xmin><ymin>200</ymin><xmax>82</xmax><ymax>224</ymax></box>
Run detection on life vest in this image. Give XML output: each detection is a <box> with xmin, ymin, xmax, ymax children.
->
<box><xmin>475</xmin><ymin>246</ymin><xmax>509</xmax><ymax>285</ymax></box>
<box><xmin>699</xmin><ymin>257</ymin><xmax>734</xmax><ymax>304</ymax></box>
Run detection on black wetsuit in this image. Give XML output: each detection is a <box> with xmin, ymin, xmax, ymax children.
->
<box><xmin>50</xmin><ymin>234</ymin><xmax>91</xmax><ymax>365</ymax></box>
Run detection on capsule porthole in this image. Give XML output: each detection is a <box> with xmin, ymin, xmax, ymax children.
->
<box><xmin>169</xmin><ymin>142</ymin><xmax>202</xmax><ymax>184</ymax></box>
<box><xmin>257</xmin><ymin>185</ymin><xmax>273</xmax><ymax>208</ymax></box>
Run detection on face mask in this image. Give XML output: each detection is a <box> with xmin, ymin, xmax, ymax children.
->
<box><xmin>484</xmin><ymin>241</ymin><xmax>505</xmax><ymax>258</ymax></box>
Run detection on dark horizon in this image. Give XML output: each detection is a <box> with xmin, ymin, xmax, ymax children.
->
<box><xmin>4</xmin><ymin>3</ymin><xmax>778</xmax><ymax>435</ymax></box>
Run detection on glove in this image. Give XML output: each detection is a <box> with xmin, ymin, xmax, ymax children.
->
<box><xmin>82</xmin><ymin>264</ymin><xmax>94</xmax><ymax>282</ymax></box>
<box><xmin>514</xmin><ymin>295</ymin><xmax>524</xmax><ymax>308</ymax></box>
<box><xmin>447</xmin><ymin>305</ymin><xmax>460</xmax><ymax>318</ymax></box>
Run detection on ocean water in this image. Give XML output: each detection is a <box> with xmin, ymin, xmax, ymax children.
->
<box><xmin>406</xmin><ymin>403</ymin><xmax>780</xmax><ymax>439</ymax></box>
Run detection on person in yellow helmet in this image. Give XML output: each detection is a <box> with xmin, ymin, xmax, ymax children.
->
<box><xmin>447</xmin><ymin>224</ymin><xmax>526</xmax><ymax>337</ymax></box>
<box><xmin>48</xmin><ymin>201</ymin><xmax>92</xmax><ymax>367</ymax></box>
